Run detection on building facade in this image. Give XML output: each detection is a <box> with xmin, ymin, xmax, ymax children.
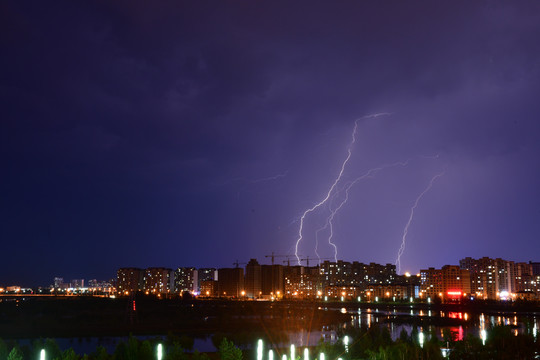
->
<box><xmin>144</xmin><ymin>267</ymin><xmax>174</xmax><ymax>294</ymax></box>
<box><xmin>420</xmin><ymin>265</ymin><xmax>471</xmax><ymax>302</ymax></box>
<box><xmin>174</xmin><ymin>267</ymin><xmax>198</xmax><ymax>294</ymax></box>
<box><xmin>117</xmin><ymin>268</ymin><xmax>144</xmax><ymax>294</ymax></box>
<box><xmin>217</xmin><ymin>267</ymin><xmax>244</xmax><ymax>297</ymax></box>
<box><xmin>244</xmin><ymin>259</ymin><xmax>262</xmax><ymax>298</ymax></box>
<box><xmin>261</xmin><ymin>264</ymin><xmax>284</xmax><ymax>297</ymax></box>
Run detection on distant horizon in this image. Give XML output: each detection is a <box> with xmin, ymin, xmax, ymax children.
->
<box><xmin>4</xmin><ymin>255</ymin><xmax>538</xmax><ymax>289</ymax></box>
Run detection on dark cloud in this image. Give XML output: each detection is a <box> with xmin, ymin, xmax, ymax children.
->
<box><xmin>1</xmin><ymin>0</ymin><xmax>540</xmax><ymax>285</ymax></box>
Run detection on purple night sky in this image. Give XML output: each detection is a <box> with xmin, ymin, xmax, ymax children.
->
<box><xmin>2</xmin><ymin>1</ymin><xmax>540</xmax><ymax>286</ymax></box>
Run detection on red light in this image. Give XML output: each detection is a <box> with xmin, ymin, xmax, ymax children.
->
<box><xmin>132</xmin><ymin>300</ymin><xmax>136</xmax><ymax>311</ymax></box>
<box><xmin>447</xmin><ymin>291</ymin><xmax>462</xmax><ymax>296</ymax></box>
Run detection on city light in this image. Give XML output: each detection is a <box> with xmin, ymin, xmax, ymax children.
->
<box><xmin>290</xmin><ymin>344</ymin><xmax>295</xmax><ymax>360</ymax></box>
<box><xmin>40</xmin><ymin>349</ymin><xmax>45</xmax><ymax>360</ymax></box>
<box><xmin>257</xmin><ymin>339</ymin><xmax>263</xmax><ymax>360</ymax></box>
<box><xmin>269</xmin><ymin>350</ymin><xmax>274</xmax><ymax>360</ymax></box>
<box><xmin>343</xmin><ymin>335</ymin><xmax>349</xmax><ymax>353</ymax></box>
<box><xmin>304</xmin><ymin>347</ymin><xmax>309</xmax><ymax>360</ymax></box>
<box><xmin>157</xmin><ymin>344</ymin><xmax>163</xmax><ymax>360</ymax></box>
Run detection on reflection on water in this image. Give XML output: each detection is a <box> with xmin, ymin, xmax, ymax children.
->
<box><xmin>14</xmin><ymin>307</ymin><xmax>540</xmax><ymax>354</ymax></box>
<box><xmin>331</xmin><ymin>307</ymin><xmax>539</xmax><ymax>345</ymax></box>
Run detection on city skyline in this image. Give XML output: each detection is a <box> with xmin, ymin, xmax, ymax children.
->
<box><xmin>23</xmin><ymin>255</ymin><xmax>538</xmax><ymax>304</ymax></box>
<box><xmin>4</xmin><ymin>254</ymin><xmax>538</xmax><ymax>290</ymax></box>
<box><xmin>2</xmin><ymin>2</ymin><xmax>540</xmax><ymax>286</ymax></box>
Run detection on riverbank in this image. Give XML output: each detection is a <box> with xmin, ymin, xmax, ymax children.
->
<box><xmin>1</xmin><ymin>296</ymin><xmax>538</xmax><ymax>339</ymax></box>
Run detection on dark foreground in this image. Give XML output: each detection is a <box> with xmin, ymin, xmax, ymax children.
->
<box><xmin>1</xmin><ymin>296</ymin><xmax>540</xmax><ymax>359</ymax></box>
<box><xmin>0</xmin><ymin>296</ymin><xmax>349</xmax><ymax>339</ymax></box>
<box><xmin>1</xmin><ymin>296</ymin><xmax>539</xmax><ymax>339</ymax></box>
<box><xmin>1</xmin><ymin>322</ymin><xmax>539</xmax><ymax>360</ymax></box>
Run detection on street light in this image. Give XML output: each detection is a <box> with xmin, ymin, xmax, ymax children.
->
<box><xmin>257</xmin><ymin>339</ymin><xmax>263</xmax><ymax>360</ymax></box>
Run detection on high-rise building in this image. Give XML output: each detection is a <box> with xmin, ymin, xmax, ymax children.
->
<box><xmin>174</xmin><ymin>267</ymin><xmax>198</xmax><ymax>294</ymax></box>
<box><xmin>459</xmin><ymin>257</ymin><xmax>531</xmax><ymax>299</ymax></box>
<box><xmin>70</xmin><ymin>279</ymin><xmax>84</xmax><ymax>289</ymax></box>
<box><xmin>53</xmin><ymin>277</ymin><xmax>66</xmax><ymax>289</ymax></box>
<box><xmin>320</xmin><ymin>261</ymin><xmax>353</xmax><ymax>287</ymax></box>
<box><xmin>144</xmin><ymin>268</ymin><xmax>174</xmax><ymax>294</ymax></box>
<box><xmin>285</xmin><ymin>273</ymin><xmax>320</xmax><ymax>298</ymax></box>
<box><xmin>198</xmin><ymin>268</ymin><xmax>218</xmax><ymax>291</ymax></box>
<box><xmin>420</xmin><ymin>265</ymin><xmax>471</xmax><ymax>301</ymax></box>
<box><xmin>244</xmin><ymin>259</ymin><xmax>261</xmax><ymax>298</ymax></box>
<box><xmin>364</xmin><ymin>262</ymin><xmax>397</xmax><ymax>285</ymax></box>
<box><xmin>319</xmin><ymin>261</ymin><xmax>396</xmax><ymax>290</ymax></box>
<box><xmin>529</xmin><ymin>261</ymin><xmax>540</xmax><ymax>276</ymax></box>
<box><xmin>117</xmin><ymin>268</ymin><xmax>144</xmax><ymax>294</ymax></box>
<box><xmin>200</xmin><ymin>280</ymin><xmax>217</xmax><ymax>297</ymax></box>
<box><xmin>261</xmin><ymin>264</ymin><xmax>284</xmax><ymax>296</ymax></box>
<box><xmin>513</xmin><ymin>262</ymin><xmax>533</xmax><ymax>293</ymax></box>
<box><xmin>218</xmin><ymin>267</ymin><xmax>244</xmax><ymax>297</ymax></box>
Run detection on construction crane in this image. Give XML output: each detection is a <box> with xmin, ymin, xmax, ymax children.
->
<box><xmin>299</xmin><ymin>256</ymin><xmax>334</xmax><ymax>267</ymax></box>
<box><xmin>265</xmin><ymin>252</ymin><xmax>299</xmax><ymax>266</ymax></box>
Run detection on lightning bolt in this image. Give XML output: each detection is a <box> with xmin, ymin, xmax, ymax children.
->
<box><xmin>294</xmin><ymin>120</ymin><xmax>359</xmax><ymax>264</ymax></box>
<box><xmin>224</xmin><ymin>171</ymin><xmax>288</xmax><ymax>185</ymax></box>
<box><xmin>395</xmin><ymin>172</ymin><xmax>444</xmax><ymax>274</ymax></box>
<box><xmin>294</xmin><ymin>113</ymin><xmax>391</xmax><ymax>265</ymax></box>
<box><xmin>314</xmin><ymin>224</ymin><xmax>325</xmax><ymax>265</ymax></box>
<box><xmin>251</xmin><ymin>171</ymin><xmax>288</xmax><ymax>183</ymax></box>
<box><xmin>319</xmin><ymin>160</ymin><xmax>410</xmax><ymax>261</ymax></box>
